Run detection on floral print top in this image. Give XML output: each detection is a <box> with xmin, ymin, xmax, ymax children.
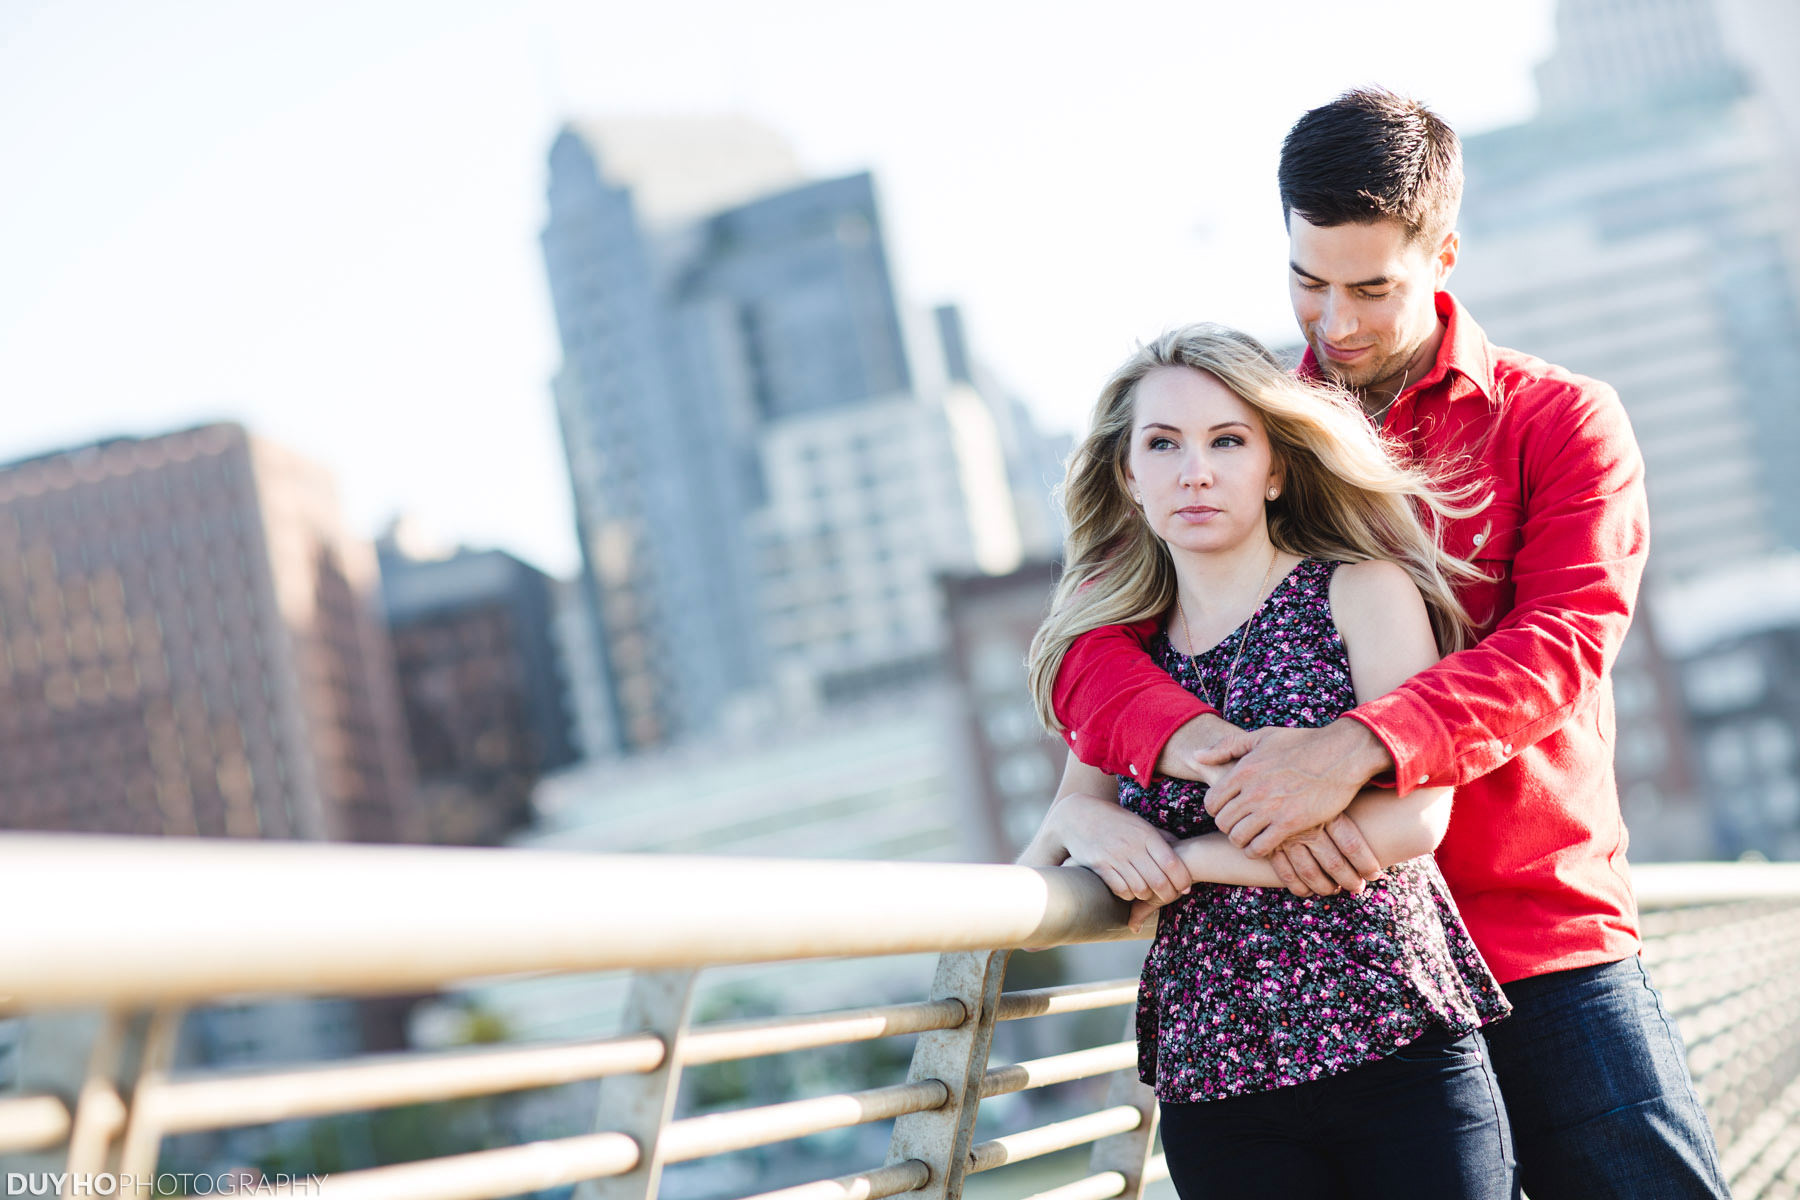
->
<box><xmin>1125</xmin><ymin>557</ymin><xmax>1509</xmax><ymax>1102</ymax></box>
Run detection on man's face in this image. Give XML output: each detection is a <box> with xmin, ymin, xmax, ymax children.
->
<box><xmin>1287</xmin><ymin>214</ymin><xmax>1457</xmax><ymax>395</ymax></box>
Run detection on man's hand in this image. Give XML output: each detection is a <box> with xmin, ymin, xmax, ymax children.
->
<box><xmin>1266</xmin><ymin>814</ymin><xmax>1382</xmax><ymax>896</ymax></box>
<box><xmin>1199</xmin><ymin>719</ymin><xmax>1392</xmax><ymax>858</ymax></box>
<box><xmin>1051</xmin><ymin>793</ymin><xmax>1195</xmax><ymax>910</ymax></box>
<box><xmin>1155</xmin><ymin>712</ymin><xmax>1249</xmax><ymax>785</ymax></box>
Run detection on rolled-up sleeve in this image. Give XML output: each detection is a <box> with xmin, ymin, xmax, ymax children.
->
<box><xmin>1052</xmin><ymin>618</ymin><xmax>1214</xmax><ymax>788</ymax></box>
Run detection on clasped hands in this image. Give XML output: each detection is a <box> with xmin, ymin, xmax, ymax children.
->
<box><xmin>1075</xmin><ymin>718</ymin><xmax>1387</xmax><ymax>930</ymax></box>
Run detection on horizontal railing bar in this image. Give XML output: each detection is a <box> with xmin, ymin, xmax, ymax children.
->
<box><xmin>1145</xmin><ymin>1153</ymin><xmax>1169</xmax><ymax>1183</ymax></box>
<box><xmin>661</xmin><ymin>1079</ymin><xmax>950</xmax><ymax>1164</ymax></box>
<box><xmin>1020</xmin><ymin>1170</ymin><xmax>1128</xmax><ymax>1200</ymax></box>
<box><xmin>0</xmin><ymin>836</ymin><xmax>1146</xmax><ymax>1009</ymax></box>
<box><xmin>0</xmin><ymin>1094</ymin><xmax>72</xmax><ymax>1153</ymax></box>
<box><xmin>996</xmin><ymin>980</ymin><xmax>1138</xmax><ymax>1021</ymax></box>
<box><xmin>1634</xmin><ymin>863</ymin><xmax>1800</xmax><ymax>907</ymax></box>
<box><xmin>980</xmin><ymin>1042</ymin><xmax>1138</xmax><ymax>1099</ymax></box>
<box><xmin>142</xmin><ymin>999</ymin><xmax>973</xmax><ymax>1135</ymax></box>
<box><xmin>967</xmin><ymin>1106</ymin><xmax>1143</xmax><ymax>1174</ymax></box>
<box><xmin>734</xmin><ymin>1159</ymin><xmax>932</xmax><ymax>1200</ymax></box>
<box><xmin>682</xmin><ymin>999</ymin><xmax>968</xmax><ymax>1065</ymax></box>
<box><xmin>271</xmin><ymin>1130</ymin><xmax>639</xmax><ymax>1200</ymax></box>
<box><xmin>148</xmin><ymin>1035</ymin><xmax>666</xmax><ymax>1134</ymax></box>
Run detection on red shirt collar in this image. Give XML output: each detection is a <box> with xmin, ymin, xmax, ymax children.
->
<box><xmin>1297</xmin><ymin>290</ymin><xmax>1498</xmax><ymax>408</ymax></box>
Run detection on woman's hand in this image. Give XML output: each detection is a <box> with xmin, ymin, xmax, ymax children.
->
<box><xmin>1126</xmin><ymin>898</ymin><xmax>1164</xmax><ymax>934</ymax></box>
<box><xmin>1050</xmin><ymin>792</ymin><xmax>1195</xmax><ymax>910</ymax></box>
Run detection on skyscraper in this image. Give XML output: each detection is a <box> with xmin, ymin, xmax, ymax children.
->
<box><xmin>378</xmin><ymin>532</ymin><xmax>579</xmax><ymax>845</ymax></box>
<box><xmin>0</xmin><ymin>424</ymin><xmax>421</xmax><ymax>842</ymax></box>
<box><xmin>541</xmin><ymin>119</ymin><xmax>1060</xmax><ymax>752</ymax></box>
<box><xmin>543</xmin><ymin>121</ymin><xmax>780</xmax><ymax>753</ymax></box>
<box><xmin>1455</xmin><ymin>0</ymin><xmax>1800</xmax><ymax>578</ymax></box>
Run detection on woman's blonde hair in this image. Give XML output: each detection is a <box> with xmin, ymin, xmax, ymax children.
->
<box><xmin>1026</xmin><ymin>322</ymin><xmax>1484</xmax><ymax>732</ymax></box>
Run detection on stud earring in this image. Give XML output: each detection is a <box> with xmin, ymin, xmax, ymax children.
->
<box><xmin>1267</xmin><ymin>487</ymin><xmax>1280</xmax><ymax>500</ymax></box>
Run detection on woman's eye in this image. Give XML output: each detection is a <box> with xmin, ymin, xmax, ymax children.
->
<box><xmin>1212</xmin><ymin>435</ymin><xmax>1244</xmax><ymax>448</ymax></box>
<box><xmin>1148</xmin><ymin>436</ymin><xmax>1175</xmax><ymax>450</ymax></box>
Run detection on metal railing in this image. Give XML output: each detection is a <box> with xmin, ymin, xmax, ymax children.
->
<box><xmin>1</xmin><ymin>836</ymin><xmax>1799</xmax><ymax>1199</ymax></box>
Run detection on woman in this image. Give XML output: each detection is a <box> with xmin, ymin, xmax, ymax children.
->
<box><xmin>1019</xmin><ymin>324</ymin><xmax>1515</xmax><ymax>1198</ymax></box>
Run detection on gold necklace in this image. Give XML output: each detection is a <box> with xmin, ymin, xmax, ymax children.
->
<box><xmin>1176</xmin><ymin>551</ymin><xmax>1280</xmax><ymax>714</ymax></box>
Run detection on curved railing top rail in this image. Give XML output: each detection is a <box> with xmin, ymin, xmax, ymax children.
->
<box><xmin>2</xmin><ymin>834</ymin><xmax>1796</xmax><ymax>1012</ymax></box>
<box><xmin>0</xmin><ymin>834</ymin><xmax>1141</xmax><ymax>1011</ymax></box>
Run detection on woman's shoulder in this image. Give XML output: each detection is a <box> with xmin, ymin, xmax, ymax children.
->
<box><xmin>1329</xmin><ymin>557</ymin><xmax>1416</xmax><ymax>595</ymax></box>
<box><xmin>1327</xmin><ymin>559</ymin><xmax>1429</xmax><ymax>633</ymax></box>
<box><xmin>1284</xmin><ymin>556</ymin><xmax>1409</xmax><ymax>599</ymax></box>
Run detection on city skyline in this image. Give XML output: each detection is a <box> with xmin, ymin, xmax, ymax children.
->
<box><xmin>0</xmin><ymin>0</ymin><xmax>1558</xmax><ymax>578</ymax></box>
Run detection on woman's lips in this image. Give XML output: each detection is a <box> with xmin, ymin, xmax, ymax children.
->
<box><xmin>1174</xmin><ymin>506</ymin><xmax>1221</xmax><ymax>523</ymax></box>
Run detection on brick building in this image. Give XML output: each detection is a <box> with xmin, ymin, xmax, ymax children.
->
<box><xmin>0</xmin><ymin>424</ymin><xmax>421</xmax><ymax>842</ymax></box>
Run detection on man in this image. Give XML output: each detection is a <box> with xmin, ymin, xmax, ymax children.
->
<box><xmin>1051</xmin><ymin>88</ymin><xmax>1730</xmax><ymax>1199</ymax></box>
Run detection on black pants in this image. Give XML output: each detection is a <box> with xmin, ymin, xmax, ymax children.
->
<box><xmin>1158</xmin><ymin>1027</ymin><xmax>1517</xmax><ymax>1200</ymax></box>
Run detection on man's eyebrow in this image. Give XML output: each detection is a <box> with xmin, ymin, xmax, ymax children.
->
<box><xmin>1290</xmin><ymin>261</ymin><xmax>1394</xmax><ymax>289</ymax></box>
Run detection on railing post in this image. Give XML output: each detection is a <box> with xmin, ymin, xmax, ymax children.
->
<box><xmin>115</xmin><ymin>1005</ymin><xmax>186</xmax><ymax>1180</ymax></box>
<box><xmin>1087</xmin><ymin>1010</ymin><xmax>1160</xmax><ymax>1199</ymax></box>
<box><xmin>885</xmin><ymin>949</ymin><xmax>1009</xmax><ymax>1200</ymax></box>
<box><xmin>62</xmin><ymin>1010</ymin><xmax>137</xmax><ymax>1189</ymax></box>
<box><xmin>579</xmin><ymin>968</ymin><xmax>699</xmax><ymax>1200</ymax></box>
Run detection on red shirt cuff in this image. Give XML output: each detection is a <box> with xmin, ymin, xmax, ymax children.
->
<box><xmin>1344</xmin><ymin>692</ymin><xmax>1448</xmax><ymax>798</ymax></box>
<box><xmin>1061</xmin><ymin>688</ymin><xmax>1211</xmax><ymax>787</ymax></box>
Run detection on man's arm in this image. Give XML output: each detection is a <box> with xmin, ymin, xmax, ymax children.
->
<box><xmin>1206</xmin><ymin>558</ymin><xmax>1440</xmax><ymax>862</ymax></box>
<box><xmin>1207</xmin><ymin>380</ymin><xmax>1648</xmax><ymax>856</ymax></box>
<box><xmin>1342</xmin><ymin>380</ymin><xmax>1647</xmax><ymax>798</ymax></box>
<box><xmin>1051</xmin><ymin>617</ymin><xmax>1238</xmax><ymax>786</ymax></box>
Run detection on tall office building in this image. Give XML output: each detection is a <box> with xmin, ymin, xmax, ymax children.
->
<box><xmin>0</xmin><ymin>424</ymin><xmax>422</xmax><ymax>842</ymax></box>
<box><xmin>1454</xmin><ymin>0</ymin><xmax>1800</xmax><ymax>577</ymax></box>
<box><xmin>542</xmin><ymin>120</ymin><xmax>1059</xmax><ymax>751</ymax></box>
<box><xmin>939</xmin><ymin>560</ymin><xmax>1067</xmax><ymax>862</ymax></box>
<box><xmin>1657</xmin><ymin>556</ymin><xmax>1800</xmax><ymax>858</ymax></box>
<box><xmin>549</xmin><ymin>574</ymin><xmax>618</xmax><ymax>763</ymax></box>
<box><xmin>378</xmin><ymin>532</ymin><xmax>580</xmax><ymax>845</ymax></box>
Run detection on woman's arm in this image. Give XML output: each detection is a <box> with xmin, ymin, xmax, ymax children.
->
<box><xmin>1172</xmin><ymin>780</ymin><xmax>1450</xmax><ymax>887</ymax></box>
<box><xmin>1016</xmin><ymin>750</ymin><xmax>1196</xmax><ymax>908</ymax></box>
<box><xmin>1310</xmin><ymin>560</ymin><xmax>1457</xmax><ymax>863</ymax></box>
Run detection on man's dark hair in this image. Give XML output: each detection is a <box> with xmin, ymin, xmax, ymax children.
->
<box><xmin>1278</xmin><ymin>87</ymin><xmax>1463</xmax><ymax>244</ymax></box>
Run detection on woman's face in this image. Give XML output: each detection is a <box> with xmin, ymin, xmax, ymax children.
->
<box><xmin>1124</xmin><ymin>366</ymin><xmax>1282</xmax><ymax>557</ymax></box>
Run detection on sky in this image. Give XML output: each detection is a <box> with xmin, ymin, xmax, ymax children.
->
<box><xmin>0</xmin><ymin>0</ymin><xmax>1558</xmax><ymax>577</ymax></box>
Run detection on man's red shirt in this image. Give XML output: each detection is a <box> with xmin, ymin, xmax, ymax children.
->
<box><xmin>1053</xmin><ymin>291</ymin><xmax>1648</xmax><ymax>984</ymax></box>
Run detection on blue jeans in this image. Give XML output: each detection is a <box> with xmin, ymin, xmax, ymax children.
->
<box><xmin>1481</xmin><ymin>954</ymin><xmax>1731</xmax><ymax>1199</ymax></box>
<box><xmin>1158</xmin><ymin>1026</ymin><xmax>1517</xmax><ymax>1199</ymax></box>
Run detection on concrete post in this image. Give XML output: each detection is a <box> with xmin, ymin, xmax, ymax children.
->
<box><xmin>884</xmin><ymin>949</ymin><xmax>1009</xmax><ymax>1200</ymax></box>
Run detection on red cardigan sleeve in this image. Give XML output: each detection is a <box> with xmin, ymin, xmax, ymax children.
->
<box><xmin>1344</xmin><ymin>379</ymin><xmax>1649</xmax><ymax>796</ymax></box>
<box><xmin>1051</xmin><ymin>617</ymin><xmax>1215</xmax><ymax>787</ymax></box>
